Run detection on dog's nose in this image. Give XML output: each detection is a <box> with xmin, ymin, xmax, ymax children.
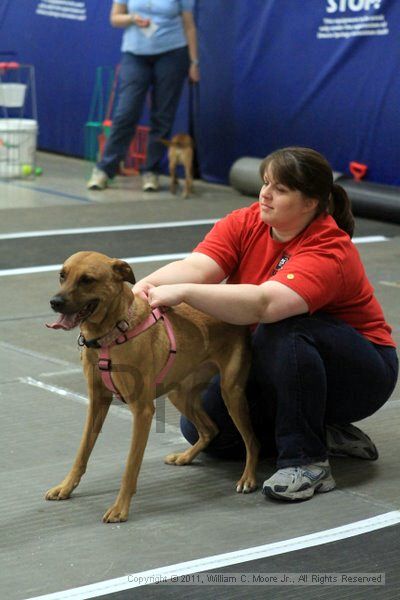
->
<box><xmin>50</xmin><ymin>295</ymin><xmax>66</xmax><ymax>312</ymax></box>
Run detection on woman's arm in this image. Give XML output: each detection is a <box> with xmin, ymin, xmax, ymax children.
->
<box><xmin>181</xmin><ymin>11</ymin><xmax>200</xmax><ymax>82</ymax></box>
<box><xmin>148</xmin><ymin>280</ymin><xmax>309</xmax><ymax>325</ymax></box>
<box><xmin>110</xmin><ymin>2</ymin><xmax>150</xmax><ymax>28</ymax></box>
<box><xmin>132</xmin><ymin>253</ymin><xmax>225</xmax><ymax>295</ymax></box>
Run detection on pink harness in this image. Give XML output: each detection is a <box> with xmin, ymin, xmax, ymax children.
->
<box><xmin>81</xmin><ymin>305</ymin><xmax>177</xmax><ymax>402</ymax></box>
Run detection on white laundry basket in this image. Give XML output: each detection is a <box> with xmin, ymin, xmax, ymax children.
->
<box><xmin>0</xmin><ymin>83</ymin><xmax>27</xmax><ymax>107</ymax></box>
<box><xmin>0</xmin><ymin>119</ymin><xmax>38</xmax><ymax>177</ymax></box>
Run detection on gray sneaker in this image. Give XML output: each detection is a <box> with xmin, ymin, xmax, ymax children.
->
<box><xmin>142</xmin><ymin>172</ymin><xmax>159</xmax><ymax>192</ymax></box>
<box><xmin>87</xmin><ymin>167</ymin><xmax>108</xmax><ymax>190</ymax></box>
<box><xmin>262</xmin><ymin>460</ymin><xmax>336</xmax><ymax>502</ymax></box>
<box><xmin>326</xmin><ymin>423</ymin><xmax>378</xmax><ymax>460</ymax></box>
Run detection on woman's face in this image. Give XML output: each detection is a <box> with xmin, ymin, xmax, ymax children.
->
<box><xmin>259</xmin><ymin>167</ymin><xmax>317</xmax><ymax>230</ymax></box>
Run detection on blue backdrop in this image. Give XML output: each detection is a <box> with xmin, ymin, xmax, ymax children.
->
<box><xmin>1</xmin><ymin>0</ymin><xmax>399</xmax><ymax>185</ymax></box>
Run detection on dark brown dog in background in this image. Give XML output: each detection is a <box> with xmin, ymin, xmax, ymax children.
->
<box><xmin>160</xmin><ymin>133</ymin><xmax>194</xmax><ymax>198</ymax></box>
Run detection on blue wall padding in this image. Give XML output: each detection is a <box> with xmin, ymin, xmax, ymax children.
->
<box><xmin>1</xmin><ymin>0</ymin><xmax>399</xmax><ymax>185</ymax></box>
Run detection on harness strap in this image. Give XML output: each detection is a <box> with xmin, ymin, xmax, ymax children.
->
<box><xmin>97</xmin><ymin>307</ymin><xmax>176</xmax><ymax>402</ymax></box>
<box><xmin>98</xmin><ymin>355</ymin><xmax>119</xmax><ymax>399</ymax></box>
<box><xmin>155</xmin><ymin>312</ymin><xmax>177</xmax><ymax>384</ymax></box>
<box><xmin>78</xmin><ymin>312</ymin><xmax>132</xmax><ymax>349</ymax></box>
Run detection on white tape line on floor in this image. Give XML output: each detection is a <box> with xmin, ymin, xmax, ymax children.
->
<box><xmin>25</xmin><ymin>511</ymin><xmax>400</xmax><ymax>600</ymax></box>
<box><xmin>0</xmin><ymin>236</ymin><xmax>389</xmax><ymax>277</ymax></box>
<box><xmin>0</xmin><ymin>219</ymin><xmax>219</xmax><ymax>240</ymax></box>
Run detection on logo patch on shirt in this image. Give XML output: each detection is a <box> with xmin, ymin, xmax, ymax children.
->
<box><xmin>271</xmin><ymin>254</ymin><xmax>291</xmax><ymax>275</ymax></box>
<box><xmin>276</xmin><ymin>255</ymin><xmax>290</xmax><ymax>270</ymax></box>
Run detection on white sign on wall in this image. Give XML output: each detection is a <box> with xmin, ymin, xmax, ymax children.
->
<box><xmin>318</xmin><ymin>0</ymin><xmax>388</xmax><ymax>39</ymax></box>
<box><xmin>36</xmin><ymin>0</ymin><xmax>87</xmax><ymax>21</ymax></box>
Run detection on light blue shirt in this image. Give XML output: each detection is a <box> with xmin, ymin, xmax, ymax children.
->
<box><xmin>114</xmin><ymin>0</ymin><xmax>194</xmax><ymax>55</ymax></box>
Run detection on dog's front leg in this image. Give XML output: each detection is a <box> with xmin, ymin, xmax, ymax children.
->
<box><xmin>102</xmin><ymin>396</ymin><xmax>155</xmax><ymax>523</ymax></box>
<box><xmin>45</xmin><ymin>367</ymin><xmax>112</xmax><ymax>501</ymax></box>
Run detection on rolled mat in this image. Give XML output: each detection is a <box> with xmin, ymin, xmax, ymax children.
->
<box><xmin>229</xmin><ymin>157</ymin><xmax>400</xmax><ymax>223</ymax></box>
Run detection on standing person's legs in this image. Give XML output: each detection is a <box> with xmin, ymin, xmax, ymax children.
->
<box><xmin>97</xmin><ymin>53</ymin><xmax>151</xmax><ymax>178</ymax></box>
<box><xmin>144</xmin><ymin>46</ymin><xmax>190</xmax><ymax>175</ymax></box>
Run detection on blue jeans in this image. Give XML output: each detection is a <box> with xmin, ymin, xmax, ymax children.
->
<box><xmin>180</xmin><ymin>313</ymin><xmax>398</xmax><ymax>468</ymax></box>
<box><xmin>98</xmin><ymin>47</ymin><xmax>189</xmax><ymax>177</ymax></box>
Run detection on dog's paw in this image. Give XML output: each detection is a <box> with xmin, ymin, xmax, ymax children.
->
<box><xmin>45</xmin><ymin>483</ymin><xmax>74</xmax><ymax>501</ymax></box>
<box><xmin>102</xmin><ymin>503</ymin><xmax>129</xmax><ymax>523</ymax></box>
<box><xmin>164</xmin><ymin>452</ymin><xmax>192</xmax><ymax>465</ymax></box>
<box><xmin>236</xmin><ymin>474</ymin><xmax>257</xmax><ymax>494</ymax></box>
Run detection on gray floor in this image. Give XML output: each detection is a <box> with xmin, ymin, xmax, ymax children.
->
<box><xmin>1</xmin><ymin>152</ymin><xmax>399</xmax><ymax>600</ymax></box>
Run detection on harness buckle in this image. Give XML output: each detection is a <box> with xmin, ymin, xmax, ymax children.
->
<box><xmin>115</xmin><ymin>333</ymin><xmax>129</xmax><ymax>345</ymax></box>
<box><xmin>116</xmin><ymin>319</ymin><xmax>129</xmax><ymax>333</ymax></box>
<box><xmin>98</xmin><ymin>358</ymin><xmax>112</xmax><ymax>371</ymax></box>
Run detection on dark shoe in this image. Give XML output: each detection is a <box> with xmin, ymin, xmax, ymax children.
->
<box><xmin>326</xmin><ymin>423</ymin><xmax>378</xmax><ymax>460</ymax></box>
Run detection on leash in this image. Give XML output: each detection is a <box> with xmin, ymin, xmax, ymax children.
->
<box><xmin>78</xmin><ymin>302</ymin><xmax>177</xmax><ymax>402</ymax></box>
<box><xmin>188</xmin><ymin>81</ymin><xmax>200</xmax><ymax>178</ymax></box>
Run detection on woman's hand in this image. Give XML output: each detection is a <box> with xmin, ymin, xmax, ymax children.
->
<box><xmin>111</xmin><ymin>3</ymin><xmax>150</xmax><ymax>28</ymax></box>
<box><xmin>148</xmin><ymin>284</ymin><xmax>186</xmax><ymax>309</ymax></box>
<box><xmin>131</xmin><ymin>14</ymin><xmax>151</xmax><ymax>27</ymax></box>
<box><xmin>189</xmin><ymin>63</ymin><xmax>200</xmax><ymax>83</ymax></box>
<box><xmin>132</xmin><ymin>281</ymin><xmax>155</xmax><ymax>297</ymax></box>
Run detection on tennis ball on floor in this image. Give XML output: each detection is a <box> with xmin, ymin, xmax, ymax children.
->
<box><xmin>21</xmin><ymin>164</ymin><xmax>33</xmax><ymax>176</ymax></box>
<box><xmin>35</xmin><ymin>166</ymin><xmax>43</xmax><ymax>176</ymax></box>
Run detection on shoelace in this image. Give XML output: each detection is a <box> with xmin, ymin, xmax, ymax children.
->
<box><xmin>275</xmin><ymin>467</ymin><xmax>301</xmax><ymax>482</ymax></box>
<box><xmin>276</xmin><ymin>465</ymin><xmax>326</xmax><ymax>484</ymax></box>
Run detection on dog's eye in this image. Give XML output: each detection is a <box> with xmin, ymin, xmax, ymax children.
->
<box><xmin>59</xmin><ymin>271</ymin><xmax>66</xmax><ymax>282</ymax></box>
<box><xmin>79</xmin><ymin>275</ymin><xmax>96</xmax><ymax>285</ymax></box>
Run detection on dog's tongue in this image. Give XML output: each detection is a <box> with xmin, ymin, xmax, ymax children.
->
<box><xmin>46</xmin><ymin>313</ymin><xmax>79</xmax><ymax>331</ymax></box>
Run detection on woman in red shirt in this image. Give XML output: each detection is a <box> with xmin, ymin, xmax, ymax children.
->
<box><xmin>133</xmin><ymin>147</ymin><xmax>398</xmax><ymax>502</ymax></box>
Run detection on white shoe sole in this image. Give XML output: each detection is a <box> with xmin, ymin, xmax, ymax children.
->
<box><xmin>263</xmin><ymin>475</ymin><xmax>336</xmax><ymax>502</ymax></box>
<box><xmin>87</xmin><ymin>184</ymin><xmax>107</xmax><ymax>190</ymax></box>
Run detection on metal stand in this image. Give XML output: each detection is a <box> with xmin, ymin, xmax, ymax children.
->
<box><xmin>0</xmin><ymin>62</ymin><xmax>38</xmax><ymax>178</ymax></box>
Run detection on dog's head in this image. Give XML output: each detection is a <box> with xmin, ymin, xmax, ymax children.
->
<box><xmin>46</xmin><ymin>251</ymin><xmax>135</xmax><ymax>330</ymax></box>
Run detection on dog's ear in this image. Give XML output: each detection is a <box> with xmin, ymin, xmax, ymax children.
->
<box><xmin>112</xmin><ymin>260</ymin><xmax>136</xmax><ymax>284</ymax></box>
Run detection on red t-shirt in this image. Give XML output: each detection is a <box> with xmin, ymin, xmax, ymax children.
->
<box><xmin>193</xmin><ymin>202</ymin><xmax>395</xmax><ymax>347</ymax></box>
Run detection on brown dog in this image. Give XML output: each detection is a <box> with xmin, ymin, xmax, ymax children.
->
<box><xmin>160</xmin><ymin>133</ymin><xmax>194</xmax><ymax>198</ymax></box>
<box><xmin>45</xmin><ymin>251</ymin><xmax>259</xmax><ymax>523</ymax></box>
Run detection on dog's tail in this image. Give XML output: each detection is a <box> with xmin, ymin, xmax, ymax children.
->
<box><xmin>159</xmin><ymin>138</ymin><xmax>172</xmax><ymax>148</ymax></box>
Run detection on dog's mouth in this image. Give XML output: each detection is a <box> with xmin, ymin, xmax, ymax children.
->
<box><xmin>46</xmin><ymin>300</ymin><xmax>99</xmax><ymax>331</ymax></box>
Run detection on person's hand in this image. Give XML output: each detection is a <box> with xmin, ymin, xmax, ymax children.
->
<box><xmin>148</xmin><ymin>285</ymin><xmax>186</xmax><ymax>309</ymax></box>
<box><xmin>189</xmin><ymin>63</ymin><xmax>200</xmax><ymax>83</ymax></box>
<box><xmin>132</xmin><ymin>281</ymin><xmax>155</xmax><ymax>298</ymax></box>
<box><xmin>131</xmin><ymin>14</ymin><xmax>151</xmax><ymax>27</ymax></box>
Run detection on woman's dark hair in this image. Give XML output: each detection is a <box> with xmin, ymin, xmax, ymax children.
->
<box><xmin>259</xmin><ymin>147</ymin><xmax>354</xmax><ymax>237</ymax></box>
